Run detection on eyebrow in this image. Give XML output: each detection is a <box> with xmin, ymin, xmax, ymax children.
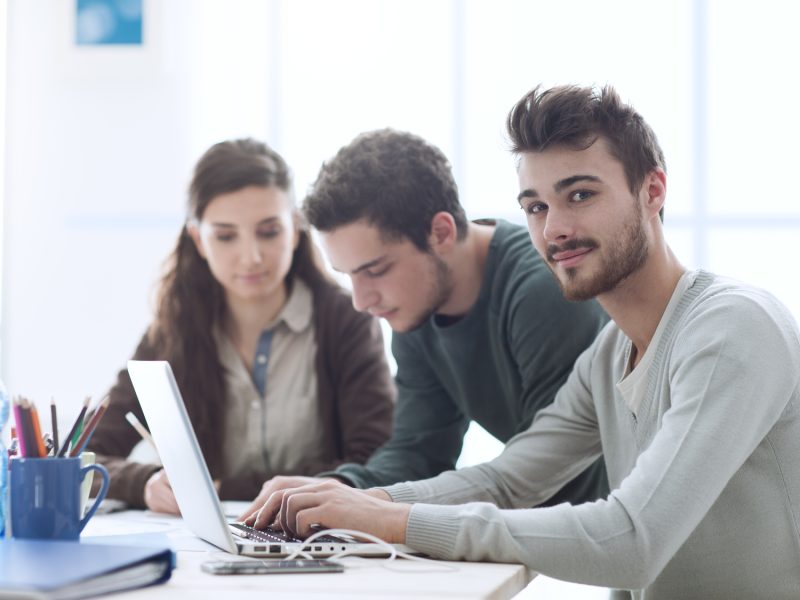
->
<box><xmin>517</xmin><ymin>174</ymin><xmax>603</xmax><ymax>205</ymax></box>
<box><xmin>209</xmin><ymin>216</ymin><xmax>281</xmax><ymax>228</ymax></box>
<box><xmin>554</xmin><ymin>174</ymin><xmax>602</xmax><ymax>193</ymax></box>
<box><xmin>337</xmin><ymin>255</ymin><xmax>388</xmax><ymax>275</ymax></box>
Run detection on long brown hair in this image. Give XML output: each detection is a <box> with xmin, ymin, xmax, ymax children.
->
<box><xmin>147</xmin><ymin>138</ymin><xmax>330</xmax><ymax>474</ymax></box>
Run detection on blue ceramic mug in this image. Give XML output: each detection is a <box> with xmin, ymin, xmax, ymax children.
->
<box><xmin>9</xmin><ymin>456</ymin><xmax>109</xmax><ymax>540</ymax></box>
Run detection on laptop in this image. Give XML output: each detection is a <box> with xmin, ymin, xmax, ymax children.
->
<box><xmin>127</xmin><ymin>360</ymin><xmax>413</xmax><ymax>558</ymax></box>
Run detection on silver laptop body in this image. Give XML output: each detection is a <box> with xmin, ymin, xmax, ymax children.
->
<box><xmin>128</xmin><ymin>359</ymin><xmax>411</xmax><ymax>557</ymax></box>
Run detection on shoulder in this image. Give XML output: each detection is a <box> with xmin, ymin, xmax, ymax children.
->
<box><xmin>672</xmin><ymin>271</ymin><xmax>800</xmax><ymax>365</ymax></box>
<box><xmin>486</xmin><ymin>219</ymin><xmax>541</xmax><ymax>269</ymax></box>
<box><xmin>131</xmin><ymin>327</ymin><xmax>161</xmax><ymax>359</ymax></box>
<box><xmin>488</xmin><ymin>220</ymin><xmax>569</xmax><ymax>303</ymax></box>
<box><xmin>686</xmin><ymin>272</ymin><xmax>797</xmax><ymax>333</ymax></box>
<box><xmin>309</xmin><ymin>277</ymin><xmax>352</xmax><ymax>310</ymax></box>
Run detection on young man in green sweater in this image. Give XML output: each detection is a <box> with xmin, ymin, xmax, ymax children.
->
<box><xmin>239</xmin><ymin>129</ymin><xmax>609</xmax><ymax>519</ymax></box>
<box><xmin>247</xmin><ymin>86</ymin><xmax>800</xmax><ymax>599</ymax></box>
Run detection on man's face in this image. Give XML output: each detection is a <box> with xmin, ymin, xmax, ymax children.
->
<box><xmin>517</xmin><ymin>138</ymin><xmax>650</xmax><ymax>301</ymax></box>
<box><xmin>320</xmin><ymin>220</ymin><xmax>453</xmax><ymax>332</ymax></box>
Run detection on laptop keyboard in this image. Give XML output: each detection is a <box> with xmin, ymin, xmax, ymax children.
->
<box><xmin>229</xmin><ymin>522</ymin><xmax>343</xmax><ymax>543</ymax></box>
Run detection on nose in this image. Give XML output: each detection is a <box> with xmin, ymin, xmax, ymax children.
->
<box><xmin>541</xmin><ymin>206</ymin><xmax>575</xmax><ymax>243</ymax></box>
<box><xmin>243</xmin><ymin>236</ymin><xmax>263</xmax><ymax>265</ymax></box>
<box><xmin>350</xmin><ymin>278</ymin><xmax>378</xmax><ymax>313</ymax></box>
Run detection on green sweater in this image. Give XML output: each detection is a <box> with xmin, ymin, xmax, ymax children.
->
<box><xmin>388</xmin><ymin>270</ymin><xmax>800</xmax><ymax>599</ymax></box>
<box><xmin>335</xmin><ymin>220</ymin><xmax>610</xmax><ymax>505</ymax></box>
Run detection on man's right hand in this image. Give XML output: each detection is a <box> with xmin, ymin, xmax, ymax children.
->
<box><xmin>245</xmin><ymin>479</ymin><xmax>404</xmax><ymax>541</ymax></box>
<box><xmin>237</xmin><ymin>475</ymin><xmax>325</xmax><ymax>523</ymax></box>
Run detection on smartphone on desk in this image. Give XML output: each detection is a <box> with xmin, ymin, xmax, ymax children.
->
<box><xmin>201</xmin><ymin>558</ymin><xmax>344</xmax><ymax>575</ymax></box>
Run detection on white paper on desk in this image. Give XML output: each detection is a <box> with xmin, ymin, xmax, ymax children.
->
<box><xmin>166</xmin><ymin>531</ymin><xmax>221</xmax><ymax>552</ymax></box>
<box><xmin>83</xmin><ymin>532</ymin><xmax>173</xmax><ymax>551</ymax></box>
<box><xmin>82</xmin><ymin>510</ymin><xmax>183</xmax><ymax>538</ymax></box>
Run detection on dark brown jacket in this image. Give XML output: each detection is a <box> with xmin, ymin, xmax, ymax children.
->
<box><xmin>88</xmin><ymin>280</ymin><xmax>394</xmax><ymax>507</ymax></box>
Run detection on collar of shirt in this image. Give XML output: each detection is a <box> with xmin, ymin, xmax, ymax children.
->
<box><xmin>275</xmin><ymin>277</ymin><xmax>313</xmax><ymax>334</ymax></box>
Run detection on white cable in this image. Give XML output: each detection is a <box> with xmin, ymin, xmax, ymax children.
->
<box><xmin>284</xmin><ymin>528</ymin><xmax>459</xmax><ymax>573</ymax></box>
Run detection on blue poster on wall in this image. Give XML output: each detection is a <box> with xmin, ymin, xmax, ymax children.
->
<box><xmin>76</xmin><ymin>0</ymin><xmax>143</xmax><ymax>45</ymax></box>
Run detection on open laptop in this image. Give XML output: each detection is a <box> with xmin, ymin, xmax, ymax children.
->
<box><xmin>128</xmin><ymin>360</ymin><xmax>413</xmax><ymax>558</ymax></box>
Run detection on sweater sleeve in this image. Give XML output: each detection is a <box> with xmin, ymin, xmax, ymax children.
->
<box><xmin>87</xmin><ymin>332</ymin><xmax>162</xmax><ymax>508</ymax></box>
<box><xmin>385</xmin><ymin>290</ymin><xmax>800</xmax><ymax>590</ymax></box>
<box><xmin>333</xmin><ymin>332</ymin><xmax>470</xmax><ymax>488</ymax></box>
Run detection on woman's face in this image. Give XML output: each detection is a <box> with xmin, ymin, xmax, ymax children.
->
<box><xmin>188</xmin><ymin>185</ymin><xmax>298</xmax><ymax>305</ymax></box>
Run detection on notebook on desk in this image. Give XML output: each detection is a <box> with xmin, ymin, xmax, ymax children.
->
<box><xmin>0</xmin><ymin>538</ymin><xmax>172</xmax><ymax>599</ymax></box>
<box><xmin>127</xmin><ymin>359</ymin><xmax>412</xmax><ymax>558</ymax></box>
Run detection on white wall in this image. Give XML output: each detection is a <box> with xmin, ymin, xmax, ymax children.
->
<box><xmin>1</xmin><ymin>1</ymin><xmax>279</xmax><ymax>419</ymax></box>
<box><xmin>5</xmin><ymin>1</ymin><xmax>171</xmax><ymax>413</ymax></box>
<box><xmin>3</xmin><ymin>0</ymin><xmax>800</xmax><ymax>443</ymax></box>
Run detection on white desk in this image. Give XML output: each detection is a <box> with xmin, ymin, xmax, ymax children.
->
<box><xmin>82</xmin><ymin>510</ymin><xmax>534</xmax><ymax>599</ymax></box>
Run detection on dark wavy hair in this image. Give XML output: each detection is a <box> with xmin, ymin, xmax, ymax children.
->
<box><xmin>303</xmin><ymin>129</ymin><xmax>468</xmax><ymax>251</ymax></box>
<box><xmin>146</xmin><ymin>138</ymin><xmax>329</xmax><ymax>473</ymax></box>
<box><xmin>507</xmin><ymin>84</ymin><xmax>666</xmax><ymax>217</ymax></box>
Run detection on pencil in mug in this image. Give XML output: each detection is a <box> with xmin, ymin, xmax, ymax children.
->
<box><xmin>50</xmin><ymin>397</ymin><xmax>59</xmax><ymax>456</ymax></box>
<box><xmin>69</xmin><ymin>396</ymin><xmax>110</xmax><ymax>457</ymax></box>
<box><xmin>18</xmin><ymin>397</ymin><xmax>39</xmax><ymax>458</ymax></box>
<box><xmin>28</xmin><ymin>399</ymin><xmax>48</xmax><ymax>458</ymax></box>
<box><xmin>11</xmin><ymin>397</ymin><xmax>29</xmax><ymax>458</ymax></box>
<box><xmin>69</xmin><ymin>396</ymin><xmax>91</xmax><ymax>451</ymax></box>
<box><xmin>57</xmin><ymin>396</ymin><xmax>91</xmax><ymax>457</ymax></box>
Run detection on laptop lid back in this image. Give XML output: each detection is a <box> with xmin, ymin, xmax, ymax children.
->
<box><xmin>127</xmin><ymin>360</ymin><xmax>238</xmax><ymax>554</ymax></box>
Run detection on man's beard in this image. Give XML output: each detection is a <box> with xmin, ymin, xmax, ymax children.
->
<box><xmin>403</xmin><ymin>252</ymin><xmax>454</xmax><ymax>332</ymax></box>
<box><xmin>546</xmin><ymin>203</ymin><xmax>649</xmax><ymax>302</ymax></box>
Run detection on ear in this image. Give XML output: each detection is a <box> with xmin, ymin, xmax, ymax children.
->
<box><xmin>428</xmin><ymin>211</ymin><xmax>458</xmax><ymax>255</ymax></box>
<box><xmin>186</xmin><ymin>222</ymin><xmax>207</xmax><ymax>259</ymax></box>
<box><xmin>642</xmin><ymin>168</ymin><xmax>667</xmax><ymax>220</ymax></box>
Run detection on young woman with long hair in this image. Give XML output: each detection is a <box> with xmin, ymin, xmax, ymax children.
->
<box><xmin>89</xmin><ymin>139</ymin><xmax>394</xmax><ymax>512</ymax></box>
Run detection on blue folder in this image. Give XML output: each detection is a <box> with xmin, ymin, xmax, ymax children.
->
<box><xmin>0</xmin><ymin>538</ymin><xmax>172</xmax><ymax>599</ymax></box>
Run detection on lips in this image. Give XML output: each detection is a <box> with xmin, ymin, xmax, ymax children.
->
<box><xmin>371</xmin><ymin>308</ymin><xmax>397</xmax><ymax>319</ymax></box>
<box><xmin>552</xmin><ymin>248</ymin><xmax>592</xmax><ymax>261</ymax></box>
<box><xmin>549</xmin><ymin>247</ymin><xmax>594</xmax><ymax>269</ymax></box>
<box><xmin>546</xmin><ymin>238</ymin><xmax>599</xmax><ymax>269</ymax></box>
<box><xmin>238</xmin><ymin>272</ymin><xmax>268</xmax><ymax>283</ymax></box>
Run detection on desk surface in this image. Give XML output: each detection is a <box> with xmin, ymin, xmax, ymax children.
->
<box><xmin>82</xmin><ymin>509</ymin><xmax>533</xmax><ymax>599</ymax></box>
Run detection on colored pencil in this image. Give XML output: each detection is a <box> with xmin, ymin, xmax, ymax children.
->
<box><xmin>50</xmin><ymin>397</ymin><xmax>59</xmax><ymax>456</ymax></box>
<box><xmin>69</xmin><ymin>396</ymin><xmax>110</xmax><ymax>457</ymax></box>
<box><xmin>12</xmin><ymin>397</ymin><xmax>28</xmax><ymax>458</ymax></box>
<box><xmin>70</xmin><ymin>396</ymin><xmax>91</xmax><ymax>450</ymax></box>
<box><xmin>18</xmin><ymin>398</ymin><xmax>38</xmax><ymax>458</ymax></box>
<box><xmin>125</xmin><ymin>411</ymin><xmax>158</xmax><ymax>455</ymax></box>
<box><xmin>28</xmin><ymin>400</ymin><xmax>48</xmax><ymax>458</ymax></box>
<box><xmin>57</xmin><ymin>396</ymin><xmax>90</xmax><ymax>457</ymax></box>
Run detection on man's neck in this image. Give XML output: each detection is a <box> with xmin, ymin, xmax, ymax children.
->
<box><xmin>597</xmin><ymin>244</ymin><xmax>685</xmax><ymax>367</ymax></box>
<box><xmin>436</xmin><ymin>221</ymin><xmax>496</xmax><ymax>317</ymax></box>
